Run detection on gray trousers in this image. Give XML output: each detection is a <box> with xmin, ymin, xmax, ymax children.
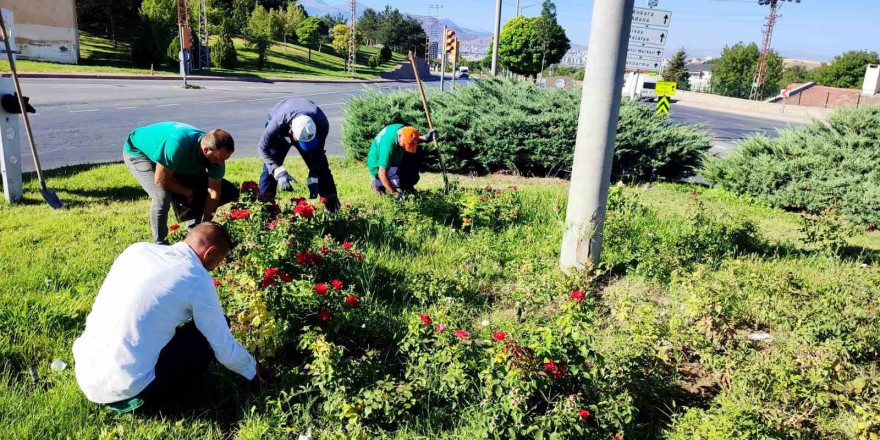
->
<box><xmin>124</xmin><ymin>152</ymin><xmax>174</xmax><ymax>243</ymax></box>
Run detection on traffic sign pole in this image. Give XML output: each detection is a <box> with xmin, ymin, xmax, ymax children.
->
<box><xmin>560</xmin><ymin>0</ymin><xmax>635</xmax><ymax>269</ymax></box>
<box><xmin>440</xmin><ymin>26</ymin><xmax>447</xmax><ymax>91</ymax></box>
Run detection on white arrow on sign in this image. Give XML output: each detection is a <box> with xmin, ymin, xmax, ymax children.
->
<box><xmin>632</xmin><ymin>8</ymin><xmax>672</xmax><ymax>28</ymax></box>
<box><xmin>628</xmin><ymin>46</ymin><xmax>664</xmax><ymax>61</ymax></box>
<box><xmin>629</xmin><ymin>27</ymin><xmax>668</xmax><ymax>46</ymax></box>
<box><xmin>626</xmin><ymin>58</ymin><xmax>662</xmax><ymax>71</ymax></box>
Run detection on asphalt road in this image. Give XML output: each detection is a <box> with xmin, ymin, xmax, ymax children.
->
<box><xmin>12</xmin><ymin>77</ymin><xmax>798</xmax><ymax>172</ymax></box>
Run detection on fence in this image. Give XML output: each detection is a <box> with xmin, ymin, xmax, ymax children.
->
<box><xmin>781</xmin><ymin>89</ymin><xmax>880</xmax><ymax>109</ymax></box>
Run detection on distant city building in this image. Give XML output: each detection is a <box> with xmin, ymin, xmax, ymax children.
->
<box><xmin>559</xmin><ymin>48</ymin><xmax>588</xmax><ymax>66</ymax></box>
<box><xmin>685</xmin><ymin>62</ymin><xmax>715</xmax><ymax>92</ymax></box>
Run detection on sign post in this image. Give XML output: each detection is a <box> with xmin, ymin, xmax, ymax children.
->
<box><xmin>625</xmin><ymin>7</ymin><xmax>671</xmax><ymax>74</ymax></box>
<box><xmin>655</xmin><ymin>81</ymin><xmax>675</xmax><ymax>115</ymax></box>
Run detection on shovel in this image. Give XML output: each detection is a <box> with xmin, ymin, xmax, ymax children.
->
<box><xmin>0</xmin><ymin>13</ymin><xmax>63</xmax><ymax>209</ymax></box>
<box><xmin>408</xmin><ymin>51</ymin><xmax>450</xmax><ymax>193</ymax></box>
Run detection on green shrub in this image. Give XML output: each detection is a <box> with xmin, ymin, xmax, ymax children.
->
<box><xmin>379</xmin><ymin>44</ymin><xmax>392</xmax><ymax>62</ymax></box>
<box><xmin>342</xmin><ymin>79</ymin><xmax>712</xmax><ymax>181</ymax></box>
<box><xmin>367</xmin><ymin>53</ymin><xmax>381</xmax><ymax>68</ymax></box>
<box><xmin>166</xmin><ymin>34</ymin><xmax>180</xmax><ymax>65</ymax></box>
<box><xmin>602</xmin><ymin>187</ymin><xmax>760</xmax><ymax>284</ymax></box>
<box><xmin>703</xmin><ymin>105</ymin><xmax>880</xmax><ymax>227</ymax></box>
<box><xmin>211</xmin><ymin>19</ymin><xmax>238</xmax><ymax>69</ymax></box>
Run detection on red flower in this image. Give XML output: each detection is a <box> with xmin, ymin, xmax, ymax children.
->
<box><xmin>229</xmin><ymin>209</ymin><xmax>250</xmax><ymax>220</ymax></box>
<box><xmin>312</xmin><ymin>253</ymin><xmax>324</xmax><ymax>265</ymax></box>
<box><xmin>226</xmin><ymin>278</ymin><xmax>233</xmax><ymax>284</ymax></box>
<box><xmin>480</xmin><ymin>195</ymin><xmax>489</xmax><ymax>202</ymax></box>
<box><xmin>264</xmin><ymin>267</ymin><xmax>280</xmax><ymax>277</ymax></box>
<box><xmin>612</xmin><ymin>437</ymin><xmax>623</xmax><ymax>440</ymax></box>
<box><xmin>314</xmin><ymin>283</ymin><xmax>329</xmax><ymax>295</ymax></box>
<box><xmin>293</xmin><ymin>202</ymin><xmax>315</xmax><ymax>219</ymax></box>
<box><xmin>318</xmin><ymin>309</ymin><xmax>332</xmax><ymax>322</ymax></box>
<box><xmin>345</xmin><ymin>295</ymin><xmax>359</xmax><ymax>307</ymax></box>
<box><xmin>569</xmin><ymin>290</ymin><xmax>585</xmax><ymax>303</ymax></box>
<box><xmin>320</xmin><ymin>197</ymin><xmax>328</xmax><ymax>204</ymax></box>
<box><xmin>578</xmin><ymin>409</ymin><xmax>591</xmax><ymax>419</ymax></box>
<box><xmin>454</xmin><ymin>330</ymin><xmax>470</xmax><ymax>339</ymax></box>
<box><xmin>435</xmin><ymin>323</ymin><xmax>447</xmax><ymax>332</ymax></box>
<box><xmin>344</xmin><ymin>203</ymin><xmax>351</xmax><ymax>209</ymax></box>
<box><xmin>290</xmin><ymin>197</ymin><xmax>306</xmax><ymax>204</ymax></box>
<box><xmin>265</xmin><ymin>220</ymin><xmax>278</xmax><ymax>230</ymax></box>
<box><xmin>508</xmin><ymin>185</ymin><xmax>518</xmax><ymax>190</ymax></box>
<box><xmin>492</xmin><ymin>331</ymin><xmax>506</xmax><ymax>341</ymax></box>
<box><xmin>352</xmin><ymin>252</ymin><xmax>364</xmax><ymax>260</ymax></box>
<box><xmin>543</xmin><ymin>359</ymin><xmax>568</xmax><ymax>381</ymax></box>
<box><xmin>261</xmin><ymin>275</ymin><xmax>275</xmax><ymax>288</ymax></box>
<box><xmin>241</xmin><ymin>181</ymin><xmax>259</xmax><ymax>194</ymax></box>
<box><xmin>331</xmin><ymin>279</ymin><xmax>344</xmax><ymax>290</ymax></box>
<box><xmin>213</xmin><ymin>279</ymin><xmax>221</xmax><ymax>287</ymax></box>
<box><xmin>279</xmin><ymin>273</ymin><xmax>293</xmax><ymax>283</ymax></box>
<box><xmin>319</xmin><ymin>246</ymin><xmax>330</xmax><ymax>254</ymax></box>
<box><xmin>463</xmin><ymin>218</ymin><xmax>472</xmax><ymax>226</ymax></box>
<box><xmin>169</xmin><ymin>224</ymin><xmax>180</xmax><ymax>231</ymax></box>
<box><xmin>295</xmin><ymin>251</ymin><xmax>323</xmax><ymax>265</ymax></box>
<box><xmin>484</xmin><ymin>186</ymin><xmax>492</xmax><ymax>191</ymax></box>
<box><xmin>419</xmin><ymin>314</ymin><xmax>432</xmax><ymax>326</ymax></box>
<box><xmin>342</xmin><ymin>242</ymin><xmax>353</xmax><ymax>249</ymax></box>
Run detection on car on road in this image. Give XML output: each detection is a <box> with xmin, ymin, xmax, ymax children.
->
<box><xmin>457</xmin><ymin>67</ymin><xmax>469</xmax><ymax>78</ymax></box>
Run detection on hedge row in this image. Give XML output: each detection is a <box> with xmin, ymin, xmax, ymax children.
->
<box><xmin>703</xmin><ymin>105</ymin><xmax>880</xmax><ymax>227</ymax></box>
<box><xmin>342</xmin><ymin>79</ymin><xmax>712</xmax><ymax>182</ymax></box>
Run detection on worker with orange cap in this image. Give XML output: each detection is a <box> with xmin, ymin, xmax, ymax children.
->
<box><xmin>366</xmin><ymin>124</ymin><xmax>437</xmax><ymax>197</ymax></box>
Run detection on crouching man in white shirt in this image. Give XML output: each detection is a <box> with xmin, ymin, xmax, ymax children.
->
<box><xmin>73</xmin><ymin>222</ymin><xmax>258</xmax><ymax>414</ymax></box>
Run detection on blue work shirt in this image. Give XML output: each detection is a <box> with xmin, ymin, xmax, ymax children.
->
<box><xmin>257</xmin><ymin>98</ymin><xmax>330</xmax><ymax>174</ymax></box>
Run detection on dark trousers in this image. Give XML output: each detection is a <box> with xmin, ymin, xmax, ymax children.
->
<box><xmin>137</xmin><ymin>321</ymin><xmax>215</xmax><ymax>411</ymax></box>
<box><xmin>125</xmin><ymin>152</ymin><xmax>239</xmax><ymax>244</ymax></box>
<box><xmin>258</xmin><ymin>144</ymin><xmax>339</xmax><ymax>211</ymax></box>
<box><xmin>372</xmin><ymin>150</ymin><xmax>424</xmax><ymax>193</ymax></box>
<box><xmin>170</xmin><ymin>175</ymin><xmax>240</xmax><ymax>225</ymax></box>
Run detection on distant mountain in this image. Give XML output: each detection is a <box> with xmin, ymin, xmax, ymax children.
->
<box><xmin>299</xmin><ymin>0</ymin><xmax>371</xmax><ymax>21</ymax></box>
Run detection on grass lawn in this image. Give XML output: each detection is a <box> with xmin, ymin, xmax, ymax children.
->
<box><xmin>0</xmin><ymin>31</ymin><xmax>406</xmax><ymax>80</ymax></box>
<box><xmin>1</xmin><ymin>159</ymin><xmax>878</xmax><ymax>439</ymax></box>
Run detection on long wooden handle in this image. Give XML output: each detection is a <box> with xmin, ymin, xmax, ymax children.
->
<box><xmin>408</xmin><ymin>51</ymin><xmax>449</xmax><ymax>191</ymax></box>
<box><xmin>0</xmin><ymin>12</ymin><xmax>46</xmax><ymax>189</ymax></box>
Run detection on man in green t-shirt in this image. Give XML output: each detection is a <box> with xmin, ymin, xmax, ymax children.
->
<box><xmin>123</xmin><ymin>122</ymin><xmax>238</xmax><ymax>244</ymax></box>
<box><xmin>367</xmin><ymin>124</ymin><xmax>437</xmax><ymax>197</ymax></box>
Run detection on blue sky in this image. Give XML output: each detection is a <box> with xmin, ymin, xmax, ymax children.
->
<box><xmin>370</xmin><ymin>0</ymin><xmax>877</xmax><ymax>61</ymax></box>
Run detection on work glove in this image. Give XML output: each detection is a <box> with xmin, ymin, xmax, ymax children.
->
<box><xmin>424</xmin><ymin>129</ymin><xmax>439</xmax><ymax>142</ymax></box>
<box><xmin>273</xmin><ymin>166</ymin><xmax>297</xmax><ymax>192</ymax></box>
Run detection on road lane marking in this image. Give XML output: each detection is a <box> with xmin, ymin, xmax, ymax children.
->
<box><xmin>156</xmin><ymin>103</ymin><xmax>180</xmax><ymax>107</ymax></box>
<box><xmin>118</xmin><ymin>106</ymin><xmax>140</xmax><ymax>110</ymax></box>
<box><xmin>201</xmin><ymin>100</ymin><xmax>239</xmax><ymax>104</ymax></box>
<box><xmin>69</xmin><ymin>109</ymin><xmax>102</xmax><ymax>113</ymax></box>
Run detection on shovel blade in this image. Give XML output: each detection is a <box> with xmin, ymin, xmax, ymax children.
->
<box><xmin>40</xmin><ymin>188</ymin><xmax>64</xmax><ymax>209</ymax></box>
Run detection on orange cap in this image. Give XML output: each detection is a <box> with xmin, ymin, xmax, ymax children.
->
<box><xmin>400</xmin><ymin>126</ymin><xmax>421</xmax><ymax>153</ymax></box>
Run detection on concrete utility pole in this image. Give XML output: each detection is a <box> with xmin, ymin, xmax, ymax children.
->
<box><xmin>560</xmin><ymin>0</ymin><xmax>635</xmax><ymax>269</ymax></box>
<box><xmin>516</xmin><ymin>0</ymin><xmax>520</xmax><ymax>17</ymax></box>
<box><xmin>491</xmin><ymin>0</ymin><xmax>502</xmax><ymax>76</ymax></box>
<box><xmin>440</xmin><ymin>25</ymin><xmax>447</xmax><ymax>90</ymax></box>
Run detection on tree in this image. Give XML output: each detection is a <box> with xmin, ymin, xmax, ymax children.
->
<box><xmin>811</xmin><ymin>50</ymin><xmax>880</xmax><ymax>89</ymax></box>
<box><xmin>356</xmin><ymin>8</ymin><xmax>380</xmax><ymax>45</ymax></box>
<box><xmin>244</xmin><ymin>4</ymin><xmax>274</xmax><ymax>68</ymax></box>
<box><xmin>232</xmin><ymin>0</ymin><xmax>257</xmax><ymax>34</ymax></box>
<box><xmin>498</xmin><ymin>16</ymin><xmax>567</xmax><ymax>78</ymax></box>
<box><xmin>322</xmin><ymin>13</ymin><xmax>346</xmax><ymax>28</ymax></box>
<box><xmin>212</xmin><ymin>18</ymin><xmax>238</xmax><ymax>68</ymax></box>
<box><xmin>280</xmin><ymin>1</ymin><xmax>307</xmax><ymax>44</ymax></box>
<box><xmin>296</xmin><ymin>16</ymin><xmax>328</xmax><ymax>62</ymax></box>
<box><xmin>711</xmin><ymin>42</ymin><xmax>782</xmax><ymax>99</ymax></box>
<box><xmin>131</xmin><ymin>17</ymin><xmax>164</xmax><ymax>67</ymax></box>
<box><xmin>76</xmin><ymin>0</ymin><xmax>140</xmax><ymax>48</ymax></box>
<box><xmin>663</xmin><ymin>48</ymin><xmax>690</xmax><ymax>91</ymax></box>
<box><xmin>535</xmin><ymin>1</ymin><xmax>570</xmax><ymax>76</ymax></box>
<box><xmin>331</xmin><ymin>23</ymin><xmax>351</xmax><ymax>54</ymax></box>
<box><xmin>780</xmin><ymin>65</ymin><xmax>812</xmax><ymax>86</ymax></box>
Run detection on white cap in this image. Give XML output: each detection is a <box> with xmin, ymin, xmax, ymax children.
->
<box><xmin>290</xmin><ymin>115</ymin><xmax>316</xmax><ymax>142</ymax></box>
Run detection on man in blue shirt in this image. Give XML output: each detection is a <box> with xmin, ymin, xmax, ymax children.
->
<box><xmin>256</xmin><ymin>98</ymin><xmax>340</xmax><ymax>211</ymax></box>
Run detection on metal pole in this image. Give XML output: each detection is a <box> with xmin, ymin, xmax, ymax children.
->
<box><xmin>560</xmin><ymin>0</ymin><xmax>635</xmax><ymax>269</ymax></box>
<box><xmin>451</xmin><ymin>40</ymin><xmax>458</xmax><ymax>91</ymax></box>
<box><xmin>516</xmin><ymin>0</ymin><xmax>520</xmax><ymax>17</ymax></box>
<box><xmin>491</xmin><ymin>0</ymin><xmax>502</xmax><ymax>76</ymax></box>
<box><xmin>440</xmin><ymin>26</ymin><xmax>447</xmax><ymax>91</ymax></box>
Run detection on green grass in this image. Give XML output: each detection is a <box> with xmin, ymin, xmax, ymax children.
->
<box><xmin>1</xmin><ymin>159</ymin><xmax>878</xmax><ymax>439</ymax></box>
<box><xmin>0</xmin><ymin>31</ymin><xmax>405</xmax><ymax>80</ymax></box>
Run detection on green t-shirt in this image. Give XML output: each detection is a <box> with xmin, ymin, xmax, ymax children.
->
<box><xmin>367</xmin><ymin>124</ymin><xmax>405</xmax><ymax>179</ymax></box>
<box><xmin>124</xmin><ymin>122</ymin><xmax>225</xmax><ymax>179</ymax></box>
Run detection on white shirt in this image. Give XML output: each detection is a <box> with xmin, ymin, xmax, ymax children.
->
<box><xmin>72</xmin><ymin>242</ymin><xmax>256</xmax><ymax>404</ymax></box>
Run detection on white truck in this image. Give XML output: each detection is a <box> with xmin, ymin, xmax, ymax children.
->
<box><xmin>623</xmin><ymin>71</ymin><xmax>659</xmax><ymax>101</ymax></box>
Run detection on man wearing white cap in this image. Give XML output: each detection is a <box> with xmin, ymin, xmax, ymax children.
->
<box><xmin>256</xmin><ymin>97</ymin><xmax>340</xmax><ymax>211</ymax></box>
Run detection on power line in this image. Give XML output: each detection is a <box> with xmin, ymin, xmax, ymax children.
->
<box><xmin>749</xmin><ymin>0</ymin><xmax>802</xmax><ymax>100</ymax></box>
